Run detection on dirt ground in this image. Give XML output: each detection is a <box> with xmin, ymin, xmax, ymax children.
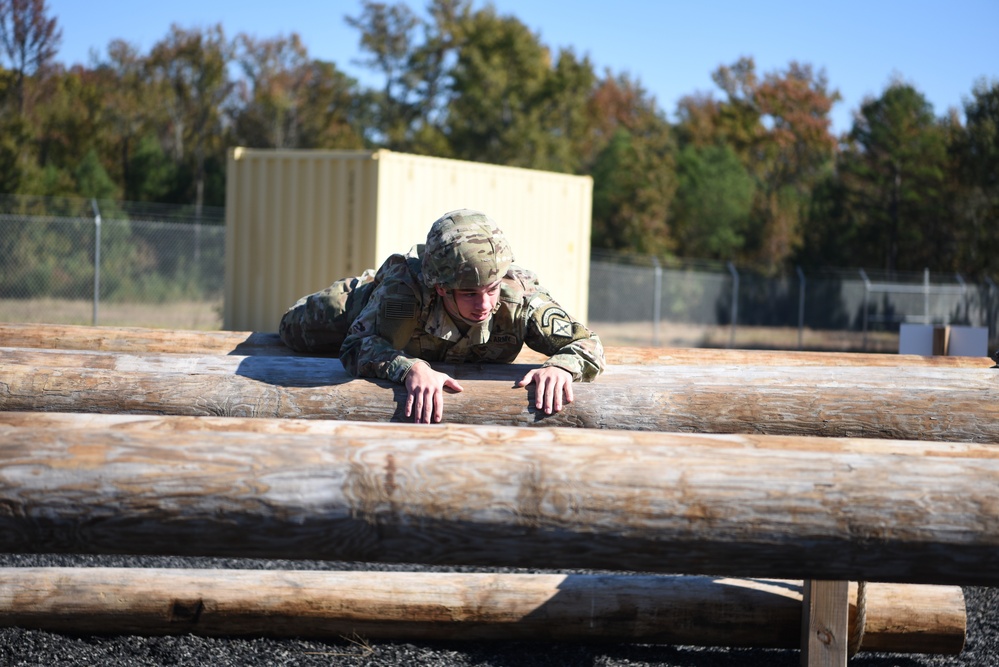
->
<box><xmin>588</xmin><ymin>320</ymin><xmax>902</xmax><ymax>353</ymax></box>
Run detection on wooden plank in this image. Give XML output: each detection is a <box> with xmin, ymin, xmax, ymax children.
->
<box><xmin>933</xmin><ymin>326</ymin><xmax>951</xmax><ymax>356</ymax></box>
<box><xmin>801</xmin><ymin>580</ymin><xmax>850</xmax><ymax>666</ymax></box>
<box><xmin>0</xmin><ymin>322</ymin><xmax>991</xmax><ymax>367</ymax></box>
<box><xmin>0</xmin><ymin>568</ymin><xmax>964</xmax><ymax>653</ymax></box>
<box><xmin>2</xmin><ymin>349</ymin><xmax>997</xmax><ymax>441</ymax></box>
<box><xmin>0</xmin><ymin>414</ymin><xmax>997</xmax><ymax>585</ymax></box>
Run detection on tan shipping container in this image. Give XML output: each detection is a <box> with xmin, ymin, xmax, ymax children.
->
<box><xmin>224</xmin><ymin>148</ymin><xmax>593</xmax><ymax>333</ymax></box>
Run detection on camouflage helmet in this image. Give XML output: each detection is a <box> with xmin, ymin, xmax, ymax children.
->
<box><xmin>421</xmin><ymin>209</ymin><xmax>515</xmax><ymax>289</ymax></box>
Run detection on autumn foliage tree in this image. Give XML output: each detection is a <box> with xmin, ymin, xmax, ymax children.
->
<box><xmin>231</xmin><ymin>33</ymin><xmax>366</xmax><ymax>151</ymax></box>
<box><xmin>674</xmin><ymin>57</ymin><xmax>839</xmax><ymax>268</ymax></box>
<box><xmin>146</xmin><ymin>24</ymin><xmax>235</xmax><ymax>216</ymax></box>
<box><xmin>0</xmin><ymin>0</ymin><xmax>61</xmax><ymax>193</ymax></box>
<box><xmin>444</xmin><ymin>7</ymin><xmax>597</xmax><ymax>171</ymax></box>
<box><xmin>586</xmin><ymin>74</ymin><xmax>675</xmax><ymax>256</ymax></box>
<box><xmin>0</xmin><ymin>0</ymin><xmax>59</xmax><ymax>113</ymax></box>
<box><xmin>344</xmin><ymin>0</ymin><xmax>456</xmax><ymax>152</ymax></box>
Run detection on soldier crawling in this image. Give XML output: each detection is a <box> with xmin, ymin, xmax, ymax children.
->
<box><xmin>278</xmin><ymin>208</ymin><xmax>605</xmax><ymax>423</ymax></box>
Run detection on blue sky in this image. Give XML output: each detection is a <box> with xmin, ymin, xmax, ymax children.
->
<box><xmin>46</xmin><ymin>0</ymin><xmax>998</xmax><ymax>136</ymax></box>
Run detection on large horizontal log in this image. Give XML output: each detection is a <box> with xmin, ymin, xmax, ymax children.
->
<box><xmin>0</xmin><ymin>567</ymin><xmax>965</xmax><ymax>654</ymax></box>
<box><xmin>2</xmin><ymin>348</ymin><xmax>997</xmax><ymax>441</ymax></box>
<box><xmin>0</xmin><ymin>413</ymin><xmax>997</xmax><ymax>585</ymax></box>
<box><xmin>1</xmin><ymin>322</ymin><xmax>990</xmax><ymax>367</ymax></box>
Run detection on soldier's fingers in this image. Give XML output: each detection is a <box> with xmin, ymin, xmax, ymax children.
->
<box><xmin>416</xmin><ymin>389</ymin><xmax>428</xmax><ymax>424</ymax></box>
<box><xmin>562</xmin><ymin>380</ymin><xmax>574</xmax><ymax>406</ymax></box>
<box><xmin>432</xmin><ymin>388</ymin><xmax>444</xmax><ymax>423</ymax></box>
<box><xmin>411</xmin><ymin>390</ymin><xmax>425</xmax><ymax>423</ymax></box>
<box><xmin>533</xmin><ymin>376</ymin><xmax>546</xmax><ymax>410</ymax></box>
<box><xmin>543</xmin><ymin>379</ymin><xmax>556</xmax><ymax>414</ymax></box>
<box><xmin>552</xmin><ymin>379</ymin><xmax>565</xmax><ymax>413</ymax></box>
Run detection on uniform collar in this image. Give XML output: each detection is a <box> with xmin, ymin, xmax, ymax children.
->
<box><xmin>425</xmin><ymin>297</ymin><xmax>493</xmax><ymax>345</ymax></box>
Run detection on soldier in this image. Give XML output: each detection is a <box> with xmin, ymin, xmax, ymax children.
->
<box><xmin>279</xmin><ymin>208</ymin><xmax>605</xmax><ymax>423</ymax></box>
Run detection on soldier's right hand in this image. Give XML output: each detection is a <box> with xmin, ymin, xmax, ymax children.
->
<box><xmin>404</xmin><ymin>362</ymin><xmax>464</xmax><ymax>424</ymax></box>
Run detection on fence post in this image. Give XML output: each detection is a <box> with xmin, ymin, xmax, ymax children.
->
<box><xmin>955</xmin><ymin>272</ymin><xmax>967</xmax><ymax>328</ymax></box>
<box><xmin>726</xmin><ymin>262</ymin><xmax>739</xmax><ymax>349</ymax></box>
<box><xmin>652</xmin><ymin>257</ymin><xmax>662</xmax><ymax>347</ymax></box>
<box><xmin>859</xmin><ymin>269</ymin><xmax>871</xmax><ymax>351</ymax></box>
<box><xmin>924</xmin><ymin>268</ymin><xmax>931</xmax><ymax>325</ymax></box>
<box><xmin>796</xmin><ymin>266</ymin><xmax>806</xmax><ymax>350</ymax></box>
<box><xmin>91</xmin><ymin>199</ymin><xmax>101</xmax><ymax>326</ymax></box>
<box><xmin>986</xmin><ymin>277</ymin><xmax>997</xmax><ymax>345</ymax></box>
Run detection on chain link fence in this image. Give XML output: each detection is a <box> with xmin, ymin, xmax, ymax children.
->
<box><xmin>0</xmin><ymin>196</ymin><xmax>225</xmax><ymax>330</ymax></box>
<box><xmin>588</xmin><ymin>249</ymin><xmax>999</xmax><ymax>352</ymax></box>
<box><xmin>2</xmin><ymin>196</ymin><xmax>997</xmax><ymax>353</ymax></box>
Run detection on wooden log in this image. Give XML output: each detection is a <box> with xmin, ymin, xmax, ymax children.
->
<box><xmin>0</xmin><ymin>567</ymin><xmax>965</xmax><ymax>654</ymax></box>
<box><xmin>0</xmin><ymin>322</ymin><xmax>295</xmax><ymax>356</ymax></box>
<box><xmin>2</xmin><ymin>349</ymin><xmax>997</xmax><ymax>441</ymax></box>
<box><xmin>0</xmin><ymin>413</ymin><xmax>997</xmax><ymax>585</ymax></box>
<box><xmin>1</xmin><ymin>322</ymin><xmax>991</xmax><ymax>367</ymax></box>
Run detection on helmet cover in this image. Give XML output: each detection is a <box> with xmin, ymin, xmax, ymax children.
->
<box><xmin>421</xmin><ymin>209</ymin><xmax>515</xmax><ymax>289</ymax></box>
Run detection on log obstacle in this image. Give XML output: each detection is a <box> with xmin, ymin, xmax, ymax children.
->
<box><xmin>0</xmin><ymin>567</ymin><xmax>965</xmax><ymax>654</ymax></box>
<box><xmin>2</xmin><ymin>346</ymin><xmax>998</xmax><ymax>441</ymax></box>
<box><xmin>0</xmin><ymin>321</ymin><xmax>991</xmax><ymax>367</ymax></box>
<box><xmin>0</xmin><ymin>412</ymin><xmax>997</xmax><ymax>586</ymax></box>
<box><xmin>0</xmin><ymin>327</ymin><xmax>989</xmax><ymax>664</ymax></box>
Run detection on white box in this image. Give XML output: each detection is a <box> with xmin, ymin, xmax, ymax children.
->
<box><xmin>947</xmin><ymin>326</ymin><xmax>988</xmax><ymax>357</ymax></box>
<box><xmin>899</xmin><ymin>324</ymin><xmax>935</xmax><ymax>355</ymax></box>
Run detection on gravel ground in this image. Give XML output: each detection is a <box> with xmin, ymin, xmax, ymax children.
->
<box><xmin>0</xmin><ymin>554</ymin><xmax>994</xmax><ymax>667</ymax></box>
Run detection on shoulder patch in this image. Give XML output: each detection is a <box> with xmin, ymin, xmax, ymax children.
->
<box><xmin>541</xmin><ymin>306</ymin><xmax>574</xmax><ymax>338</ymax></box>
<box><xmin>382</xmin><ymin>297</ymin><xmax>417</xmax><ymax>320</ymax></box>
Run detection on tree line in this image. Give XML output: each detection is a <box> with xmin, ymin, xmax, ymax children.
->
<box><xmin>1</xmin><ymin>0</ymin><xmax>997</xmax><ymax>276</ymax></box>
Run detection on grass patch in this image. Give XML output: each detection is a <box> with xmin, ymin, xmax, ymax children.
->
<box><xmin>0</xmin><ymin>298</ymin><xmax>223</xmax><ymax>331</ymax></box>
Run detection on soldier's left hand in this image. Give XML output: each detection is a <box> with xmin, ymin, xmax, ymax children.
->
<box><xmin>518</xmin><ymin>366</ymin><xmax>574</xmax><ymax>415</ymax></box>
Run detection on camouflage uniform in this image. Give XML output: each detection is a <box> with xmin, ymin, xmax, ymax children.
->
<box><xmin>279</xmin><ymin>209</ymin><xmax>604</xmax><ymax>384</ymax></box>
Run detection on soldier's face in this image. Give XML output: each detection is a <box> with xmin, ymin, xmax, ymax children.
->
<box><xmin>437</xmin><ymin>282</ymin><xmax>502</xmax><ymax>322</ymax></box>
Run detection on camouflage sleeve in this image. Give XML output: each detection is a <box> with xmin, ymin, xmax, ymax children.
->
<box><xmin>338</xmin><ymin>267</ymin><xmax>424</xmax><ymax>384</ymax></box>
<box><xmin>522</xmin><ymin>291</ymin><xmax>605</xmax><ymax>382</ymax></box>
<box><xmin>278</xmin><ymin>270</ymin><xmax>376</xmax><ymax>354</ymax></box>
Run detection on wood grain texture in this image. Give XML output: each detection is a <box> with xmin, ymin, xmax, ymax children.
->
<box><xmin>1</xmin><ymin>322</ymin><xmax>991</xmax><ymax>367</ymax></box>
<box><xmin>0</xmin><ymin>322</ymin><xmax>296</xmax><ymax>356</ymax></box>
<box><xmin>0</xmin><ymin>414</ymin><xmax>997</xmax><ymax>585</ymax></box>
<box><xmin>0</xmin><ymin>567</ymin><xmax>964</xmax><ymax>654</ymax></box>
<box><xmin>801</xmin><ymin>580</ymin><xmax>850</xmax><ymax>666</ymax></box>
<box><xmin>2</xmin><ymin>348</ymin><xmax>997</xmax><ymax>441</ymax></box>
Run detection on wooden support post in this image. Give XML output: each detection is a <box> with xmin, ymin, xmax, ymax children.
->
<box><xmin>2</xmin><ymin>349</ymin><xmax>998</xmax><ymax>441</ymax></box>
<box><xmin>933</xmin><ymin>326</ymin><xmax>951</xmax><ymax>356</ymax></box>
<box><xmin>0</xmin><ymin>413</ymin><xmax>997</xmax><ymax>585</ymax></box>
<box><xmin>801</xmin><ymin>580</ymin><xmax>850</xmax><ymax>666</ymax></box>
<box><xmin>0</xmin><ymin>568</ymin><xmax>965</xmax><ymax>653</ymax></box>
